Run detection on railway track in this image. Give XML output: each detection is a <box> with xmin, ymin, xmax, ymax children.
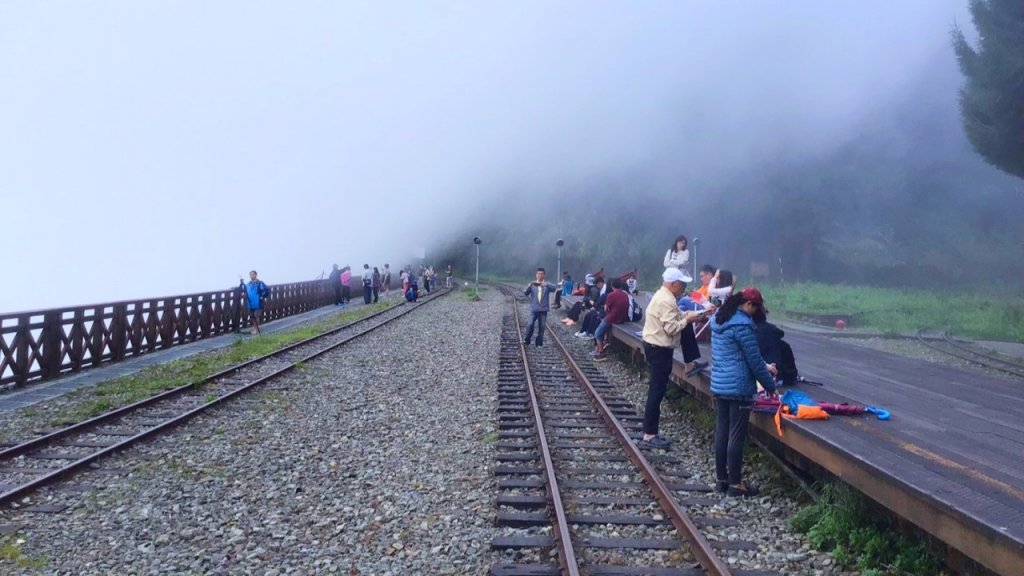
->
<box><xmin>915</xmin><ymin>329</ymin><xmax>1024</xmax><ymax>380</ymax></box>
<box><xmin>0</xmin><ymin>288</ymin><xmax>450</xmax><ymax>508</ymax></box>
<box><xmin>490</xmin><ymin>286</ymin><xmax>777</xmax><ymax>576</ymax></box>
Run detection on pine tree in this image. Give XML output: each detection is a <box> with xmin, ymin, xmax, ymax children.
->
<box><xmin>952</xmin><ymin>0</ymin><xmax>1024</xmax><ymax>180</ymax></box>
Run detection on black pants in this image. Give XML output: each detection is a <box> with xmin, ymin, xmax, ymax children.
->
<box><xmin>524</xmin><ymin>311</ymin><xmax>547</xmax><ymax>345</ymax></box>
<box><xmin>342</xmin><ymin>286</ymin><xmax>351</xmax><ymax>302</ymax></box>
<box><xmin>680</xmin><ymin>324</ymin><xmax>701</xmax><ymax>363</ymax></box>
<box><xmin>714</xmin><ymin>396</ymin><xmax>752</xmax><ymax>485</ymax></box>
<box><xmin>334</xmin><ymin>285</ymin><xmax>343</xmax><ymax>305</ymax></box>
<box><xmin>643</xmin><ymin>343</ymin><xmax>675</xmax><ymax>435</ymax></box>
<box><xmin>372</xmin><ymin>287</ymin><xmax>379</xmax><ymax>303</ymax></box>
<box><xmin>363</xmin><ymin>283</ymin><xmax>372</xmax><ymax>304</ymax></box>
<box><xmin>567</xmin><ymin>301</ymin><xmax>585</xmax><ymax>322</ymax></box>
<box><xmin>553</xmin><ymin>292</ymin><xmax>562</xmax><ymax>308</ymax></box>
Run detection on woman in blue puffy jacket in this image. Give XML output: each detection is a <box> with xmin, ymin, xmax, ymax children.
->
<box><xmin>710</xmin><ymin>287</ymin><xmax>778</xmax><ymax>497</ymax></box>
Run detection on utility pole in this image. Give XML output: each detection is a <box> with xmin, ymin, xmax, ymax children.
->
<box><xmin>556</xmin><ymin>238</ymin><xmax>564</xmax><ymax>284</ymax></box>
<box><xmin>473</xmin><ymin>236</ymin><xmax>482</xmax><ymax>300</ymax></box>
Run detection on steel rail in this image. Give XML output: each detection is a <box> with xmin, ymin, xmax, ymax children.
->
<box><xmin>0</xmin><ymin>289</ymin><xmax>450</xmax><ymax>506</ymax></box>
<box><xmin>915</xmin><ymin>329</ymin><xmax>1024</xmax><ymax>379</ymax></box>
<box><xmin>509</xmin><ymin>295</ymin><xmax>581</xmax><ymax>576</ymax></box>
<box><xmin>0</xmin><ymin>296</ymin><xmax>437</xmax><ymax>462</ymax></box>
<box><xmin>546</xmin><ymin>321</ymin><xmax>733</xmax><ymax>576</ymax></box>
<box><xmin>942</xmin><ymin>332</ymin><xmax>1024</xmax><ymax>373</ymax></box>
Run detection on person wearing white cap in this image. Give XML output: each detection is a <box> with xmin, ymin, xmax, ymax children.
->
<box><xmin>638</xmin><ymin>267</ymin><xmax>701</xmax><ymax>450</ymax></box>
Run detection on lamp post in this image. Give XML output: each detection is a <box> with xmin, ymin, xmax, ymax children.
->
<box><xmin>556</xmin><ymin>238</ymin><xmax>564</xmax><ymax>284</ymax></box>
<box><xmin>473</xmin><ymin>236</ymin><xmax>482</xmax><ymax>298</ymax></box>
<box><xmin>692</xmin><ymin>237</ymin><xmax>700</xmax><ymax>281</ymax></box>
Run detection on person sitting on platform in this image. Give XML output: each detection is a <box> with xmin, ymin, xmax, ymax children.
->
<box><xmin>561</xmin><ymin>274</ymin><xmax>597</xmax><ymax>327</ymax></box>
<box><xmin>708</xmin><ymin>269</ymin><xmax>735</xmax><ymax>305</ymax></box>
<box><xmin>752</xmin><ymin>307</ymin><xmax>799</xmax><ymax>388</ymax></box>
<box><xmin>576</xmin><ymin>277</ymin><xmax>607</xmax><ymax>338</ymax></box>
<box><xmin>591</xmin><ymin>278</ymin><xmax>629</xmax><ymax>361</ymax></box>
<box><xmin>677</xmin><ymin>277</ymin><xmax>715</xmax><ymax>376</ymax></box>
<box><xmin>695</xmin><ymin>264</ymin><xmax>715</xmax><ymax>302</ymax></box>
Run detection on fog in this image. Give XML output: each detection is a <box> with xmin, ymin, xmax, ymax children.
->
<box><xmin>1</xmin><ymin>1</ymin><xmax>989</xmax><ymax>312</ymax></box>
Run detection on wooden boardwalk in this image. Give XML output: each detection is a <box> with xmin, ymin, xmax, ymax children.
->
<box><xmin>563</xmin><ymin>296</ymin><xmax>1024</xmax><ymax>576</ymax></box>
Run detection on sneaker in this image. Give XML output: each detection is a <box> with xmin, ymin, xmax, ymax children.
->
<box><xmin>523</xmin><ymin>340</ymin><xmax>530</xmax><ymax>346</ymax></box>
<box><xmin>716</xmin><ymin>480</ymin><xmax>729</xmax><ymax>493</ymax></box>
<box><xmin>593</xmin><ymin>353</ymin><xmax>608</xmax><ymax>362</ymax></box>
<box><xmin>575</xmin><ymin>332</ymin><xmax>589</xmax><ymax>339</ymax></box>
<box><xmin>726</xmin><ymin>483</ymin><xmax>760</xmax><ymax>498</ymax></box>
<box><xmin>686</xmin><ymin>360</ymin><xmax>708</xmax><ymax>377</ymax></box>
<box><xmin>535</xmin><ymin>343</ymin><xmax>543</xmax><ymax>348</ymax></box>
<box><xmin>638</xmin><ymin>435</ymin><xmax>671</xmax><ymax>450</ymax></box>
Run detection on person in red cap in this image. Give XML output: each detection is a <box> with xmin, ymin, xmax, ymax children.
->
<box><xmin>709</xmin><ymin>287</ymin><xmax>778</xmax><ymax>497</ymax></box>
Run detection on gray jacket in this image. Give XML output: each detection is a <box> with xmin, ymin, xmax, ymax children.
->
<box><xmin>524</xmin><ymin>282</ymin><xmax>558</xmax><ymax>313</ymax></box>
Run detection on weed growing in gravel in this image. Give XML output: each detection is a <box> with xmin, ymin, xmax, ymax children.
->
<box><xmin>45</xmin><ymin>301</ymin><xmax>395</xmax><ymax>426</ymax></box>
<box><xmin>0</xmin><ymin>534</ymin><xmax>47</xmax><ymax>569</ymax></box>
<box><xmin>790</xmin><ymin>482</ymin><xmax>940</xmax><ymax>575</ymax></box>
<box><xmin>482</xmin><ymin>431</ymin><xmax>499</xmax><ymax>443</ymax></box>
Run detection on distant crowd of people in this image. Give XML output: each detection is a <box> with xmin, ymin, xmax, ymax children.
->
<box><xmin>528</xmin><ymin>232</ymin><xmax>798</xmax><ymax>497</ymax></box>
<box><xmin>325</xmin><ymin>262</ymin><xmax>454</xmax><ymax>306</ymax></box>
<box><xmin>236</xmin><ymin>261</ymin><xmax>456</xmax><ymax>337</ymax></box>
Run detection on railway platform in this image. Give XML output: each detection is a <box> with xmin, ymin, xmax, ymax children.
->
<box><xmin>560</xmin><ymin>292</ymin><xmax>1024</xmax><ymax>576</ymax></box>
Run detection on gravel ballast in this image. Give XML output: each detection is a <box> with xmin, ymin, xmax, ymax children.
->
<box><xmin>546</xmin><ymin>312</ymin><xmax>854</xmax><ymax>576</ymax></box>
<box><xmin>0</xmin><ymin>290</ymin><xmax>501</xmax><ymax>575</ymax></box>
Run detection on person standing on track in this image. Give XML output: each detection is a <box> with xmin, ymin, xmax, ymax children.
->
<box><xmin>239</xmin><ymin>270</ymin><xmax>271</xmax><ymax>336</ymax></box>
<box><xmin>710</xmin><ymin>287</ymin><xmax>778</xmax><ymax>497</ymax></box>
<box><xmin>445</xmin><ymin>263</ymin><xmax>453</xmax><ymax>288</ymax></box>
<box><xmin>639</xmin><ymin>268</ymin><xmax>701</xmax><ymax>450</ymax></box>
<box><xmin>523</xmin><ymin>267</ymin><xmax>558</xmax><ymax>348</ymax></box>
<box><xmin>592</xmin><ymin>278</ymin><xmax>629</xmax><ymax>361</ymax></box>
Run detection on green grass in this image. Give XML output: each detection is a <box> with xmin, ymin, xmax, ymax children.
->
<box><xmin>791</xmin><ymin>482</ymin><xmax>941</xmax><ymax>575</ymax></box>
<box><xmin>47</xmin><ymin>301</ymin><xmax>396</xmax><ymax>426</ymax></box>
<box><xmin>0</xmin><ymin>534</ymin><xmax>47</xmax><ymax>569</ymax></box>
<box><xmin>759</xmin><ymin>282</ymin><xmax>1024</xmax><ymax>341</ymax></box>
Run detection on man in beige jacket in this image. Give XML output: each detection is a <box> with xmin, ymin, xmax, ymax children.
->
<box><xmin>639</xmin><ymin>268</ymin><xmax>702</xmax><ymax>450</ymax></box>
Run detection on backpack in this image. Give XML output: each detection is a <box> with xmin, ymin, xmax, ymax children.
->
<box><xmin>626</xmin><ymin>294</ymin><xmax>643</xmax><ymax>322</ymax></box>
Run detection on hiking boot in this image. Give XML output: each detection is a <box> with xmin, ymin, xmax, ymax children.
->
<box><xmin>593</xmin><ymin>353</ymin><xmax>608</xmax><ymax>362</ymax></box>
<box><xmin>638</xmin><ymin>435</ymin><xmax>671</xmax><ymax>450</ymax></box>
<box><xmin>727</xmin><ymin>483</ymin><xmax>760</xmax><ymax>498</ymax></box>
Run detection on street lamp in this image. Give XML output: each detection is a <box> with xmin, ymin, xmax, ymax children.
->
<box><xmin>473</xmin><ymin>236</ymin><xmax>482</xmax><ymax>298</ymax></box>
<box><xmin>692</xmin><ymin>237</ymin><xmax>700</xmax><ymax>281</ymax></box>
<box><xmin>555</xmin><ymin>238</ymin><xmax>564</xmax><ymax>284</ymax></box>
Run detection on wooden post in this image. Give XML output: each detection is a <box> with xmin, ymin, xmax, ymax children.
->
<box><xmin>40</xmin><ymin>311</ymin><xmax>64</xmax><ymax>379</ymax></box>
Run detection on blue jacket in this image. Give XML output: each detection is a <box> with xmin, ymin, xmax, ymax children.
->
<box><xmin>241</xmin><ymin>280</ymin><xmax>269</xmax><ymax>310</ymax></box>
<box><xmin>524</xmin><ymin>282</ymin><xmax>558</xmax><ymax>312</ymax></box>
<box><xmin>710</xmin><ymin>310</ymin><xmax>776</xmax><ymax>398</ymax></box>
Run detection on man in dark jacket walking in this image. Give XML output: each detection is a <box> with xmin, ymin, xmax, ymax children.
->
<box><xmin>523</xmin><ymin>267</ymin><xmax>558</xmax><ymax>347</ymax></box>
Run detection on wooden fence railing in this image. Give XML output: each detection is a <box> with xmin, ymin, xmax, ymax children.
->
<box><xmin>0</xmin><ymin>279</ymin><xmax>333</xmax><ymax>389</ymax></box>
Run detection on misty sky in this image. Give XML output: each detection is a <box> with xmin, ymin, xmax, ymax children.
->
<box><xmin>1</xmin><ymin>1</ymin><xmax>974</xmax><ymax>312</ymax></box>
